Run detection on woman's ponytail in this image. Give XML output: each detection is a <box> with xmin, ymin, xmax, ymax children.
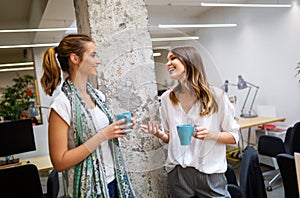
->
<box><xmin>40</xmin><ymin>47</ymin><xmax>61</xmax><ymax>96</ymax></box>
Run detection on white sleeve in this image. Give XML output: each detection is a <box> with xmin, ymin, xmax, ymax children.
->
<box><xmin>50</xmin><ymin>92</ymin><xmax>72</xmax><ymax>126</ymax></box>
<box><xmin>220</xmin><ymin>91</ymin><xmax>240</xmax><ymax>144</ymax></box>
<box><xmin>49</xmin><ymin>89</ymin><xmax>106</xmax><ymax>126</ymax></box>
<box><xmin>160</xmin><ymin>91</ymin><xmax>170</xmax><ymax>132</ymax></box>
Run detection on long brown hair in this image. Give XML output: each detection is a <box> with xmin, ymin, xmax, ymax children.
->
<box><xmin>169</xmin><ymin>46</ymin><xmax>218</xmax><ymax>116</ymax></box>
<box><xmin>40</xmin><ymin>34</ymin><xmax>93</xmax><ymax>96</ymax></box>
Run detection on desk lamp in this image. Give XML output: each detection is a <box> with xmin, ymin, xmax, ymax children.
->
<box><xmin>237</xmin><ymin>75</ymin><xmax>259</xmax><ymax>118</ymax></box>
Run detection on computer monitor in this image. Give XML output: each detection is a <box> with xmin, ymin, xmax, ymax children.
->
<box><xmin>0</xmin><ymin>119</ymin><xmax>36</xmax><ymax>165</ymax></box>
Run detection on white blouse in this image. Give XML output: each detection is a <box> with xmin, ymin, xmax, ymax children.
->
<box><xmin>160</xmin><ymin>87</ymin><xmax>240</xmax><ymax>174</ymax></box>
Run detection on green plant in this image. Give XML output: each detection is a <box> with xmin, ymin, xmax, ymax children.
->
<box><xmin>0</xmin><ymin>75</ymin><xmax>35</xmax><ymax>121</ymax></box>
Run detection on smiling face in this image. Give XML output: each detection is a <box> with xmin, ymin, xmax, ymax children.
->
<box><xmin>78</xmin><ymin>41</ymin><xmax>100</xmax><ymax>77</ymax></box>
<box><xmin>166</xmin><ymin>51</ymin><xmax>185</xmax><ymax>81</ymax></box>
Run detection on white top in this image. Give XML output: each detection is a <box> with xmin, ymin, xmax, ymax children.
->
<box><xmin>50</xmin><ymin>90</ymin><xmax>115</xmax><ymax>195</ymax></box>
<box><xmin>160</xmin><ymin>87</ymin><xmax>240</xmax><ymax>174</ymax></box>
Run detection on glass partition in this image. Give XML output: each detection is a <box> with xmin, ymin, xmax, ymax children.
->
<box><xmin>0</xmin><ymin>48</ymin><xmax>42</xmax><ymax>125</ymax></box>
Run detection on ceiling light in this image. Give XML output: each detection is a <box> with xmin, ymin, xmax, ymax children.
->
<box><xmin>159</xmin><ymin>24</ymin><xmax>237</xmax><ymax>28</ymax></box>
<box><xmin>146</xmin><ymin>0</ymin><xmax>203</xmax><ymax>6</ymax></box>
<box><xmin>151</xmin><ymin>36</ymin><xmax>199</xmax><ymax>42</ymax></box>
<box><xmin>201</xmin><ymin>2</ymin><xmax>292</xmax><ymax>8</ymax></box>
<box><xmin>0</xmin><ymin>43</ymin><xmax>59</xmax><ymax>49</ymax></box>
<box><xmin>153</xmin><ymin>46</ymin><xmax>171</xmax><ymax>50</ymax></box>
<box><xmin>0</xmin><ymin>62</ymin><xmax>34</xmax><ymax>68</ymax></box>
<box><xmin>0</xmin><ymin>28</ymin><xmax>77</xmax><ymax>33</ymax></box>
<box><xmin>0</xmin><ymin>67</ymin><xmax>34</xmax><ymax>72</ymax></box>
<box><xmin>153</xmin><ymin>52</ymin><xmax>161</xmax><ymax>57</ymax></box>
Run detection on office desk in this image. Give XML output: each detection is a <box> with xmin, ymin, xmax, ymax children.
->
<box><xmin>237</xmin><ymin>116</ymin><xmax>285</xmax><ymax>151</ymax></box>
<box><xmin>238</xmin><ymin>116</ymin><xmax>285</xmax><ymax>130</ymax></box>
<box><xmin>0</xmin><ymin>155</ymin><xmax>52</xmax><ymax>174</ymax></box>
<box><xmin>295</xmin><ymin>152</ymin><xmax>300</xmax><ymax>193</ymax></box>
<box><xmin>21</xmin><ymin>155</ymin><xmax>53</xmax><ymax>173</ymax></box>
<box><xmin>226</xmin><ymin>116</ymin><xmax>286</xmax><ymax>161</ymax></box>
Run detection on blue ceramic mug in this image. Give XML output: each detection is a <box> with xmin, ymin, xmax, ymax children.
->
<box><xmin>176</xmin><ymin>124</ymin><xmax>195</xmax><ymax>145</ymax></box>
<box><xmin>116</xmin><ymin>112</ymin><xmax>132</xmax><ymax>134</ymax></box>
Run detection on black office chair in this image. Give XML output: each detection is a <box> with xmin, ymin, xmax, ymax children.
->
<box><xmin>277</xmin><ymin>153</ymin><xmax>299</xmax><ymax>198</ymax></box>
<box><xmin>258</xmin><ymin>121</ymin><xmax>300</xmax><ymax>191</ymax></box>
<box><xmin>257</xmin><ymin>131</ymin><xmax>289</xmax><ymax>191</ymax></box>
<box><xmin>225</xmin><ymin>146</ymin><xmax>267</xmax><ymax>198</ymax></box>
<box><xmin>225</xmin><ymin>163</ymin><xmax>238</xmax><ymax>186</ymax></box>
<box><xmin>290</xmin><ymin>121</ymin><xmax>300</xmax><ymax>153</ymax></box>
<box><xmin>0</xmin><ymin>164</ymin><xmax>44</xmax><ymax>198</ymax></box>
<box><xmin>226</xmin><ymin>163</ymin><xmax>242</xmax><ymax>198</ymax></box>
<box><xmin>240</xmin><ymin>146</ymin><xmax>267</xmax><ymax>198</ymax></box>
<box><xmin>46</xmin><ymin>169</ymin><xmax>60</xmax><ymax>198</ymax></box>
<box><xmin>227</xmin><ymin>184</ymin><xmax>242</xmax><ymax>198</ymax></box>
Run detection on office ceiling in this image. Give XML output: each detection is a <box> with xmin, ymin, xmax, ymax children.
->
<box><xmin>0</xmin><ymin>0</ymin><xmax>248</xmax><ymax>63</ymax></box>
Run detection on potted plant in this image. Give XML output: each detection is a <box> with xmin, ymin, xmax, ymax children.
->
<box><xmin>0</xmin><ymin>75</ymin><xmax>35</xmax><ymax>121</ymax></box>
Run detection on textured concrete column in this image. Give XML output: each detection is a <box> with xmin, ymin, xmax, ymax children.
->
<box><xmin>73</xmin><ymin>0</ymin><xmax>169</xmax><ymax>197</ymax></box>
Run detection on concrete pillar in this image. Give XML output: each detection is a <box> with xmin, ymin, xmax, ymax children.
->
<box><xmin>73</xmin><ymin>0</ymin><xmax>169</xmax><ymax>197</ymax></box>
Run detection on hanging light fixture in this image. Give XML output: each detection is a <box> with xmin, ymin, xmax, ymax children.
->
<box><xmin>0</xmin><ymin>27</ymin><xmax>77</xmax><ymax>33</ymax></box>
<box><xmin>201</xmin><ymin>2</ymin><xmax>292</xmax><ymax>8</ymax></box>
<box><xmin>158</xmin><ymin>24</ymin><xmax>237</xmax><ymax>28</ymax></box>
<box><xmin>151</xmin><ymin>36</ymin><xmax>199</xmax><ymax>42</ymax></box>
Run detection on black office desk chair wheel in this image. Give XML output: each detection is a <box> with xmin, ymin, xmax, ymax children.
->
<box><xmin>266</xmin><ymin>185</ymin><xmax>272</xmax><ymax>192</ymax></box>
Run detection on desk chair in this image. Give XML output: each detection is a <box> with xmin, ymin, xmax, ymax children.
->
<box><xmin>290</xmin><ymin>121</ymin><xmax>300</xmax><ymax>153</ymax></box>
<box><xmin>277</xmin><ymin>153</ymin><xmax>299</xmax><ymax>198</ymax></box>
<box><xmin>225</xmin><ymin>146</ymin><xmax>267</xmax><ymax>198</ymax></box>
<box><xmin>225</xmin><ymin>163</ymin><xmax>238</xmax><ymax>186</ymax></box>
<box><xmin>226</xmin><ymin>163</ymin><xmax>242</xmax><ymax>198</ymax></box>
<box><xmin>46</xmin><ymin>169</ymin><xmax>60</xmax><ymax>198</ymax></box>
<box><xmin>258</xmin><ymin>121</ymin><xmax>300</xmax><ymax>191</ymax></box>
<box><xmin>240</xmin><ymin>146</ymin><xmax>267</xmax><ymax>198</ymax></box>
<box><xmin>257</xmin><ymin>130</ymin><xmax>289</xmax><ymax>191</ymax></box>
<box><xmin>0</xmin><ymin>164</ymin><xmax>44</xmax><ymax>197</ymax></box>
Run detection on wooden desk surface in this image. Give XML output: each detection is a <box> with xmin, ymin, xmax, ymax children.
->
<box><xmin>21</xmin><ymin>155</ymin><xmax>53</xmax><ymax>172</ymax></box>
<box><xmin>237</xmin><ymin>116</ymin><xmax>286</xmax><ymax>129</ymax></box>
<box><xmin>295</xmin><ymin>152</ymin><xmax>300</xmax><ymax>193</ymax></box>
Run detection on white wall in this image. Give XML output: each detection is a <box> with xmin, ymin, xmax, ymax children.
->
<box><xmin>194</xmin><ymin>2</ymin><xmax>300</xmax><ymax>126</ymax></box>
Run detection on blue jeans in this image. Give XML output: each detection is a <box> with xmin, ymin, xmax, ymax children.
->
<box><xmin>108</xmin><ymin>180</ymin><xmax>117</xmax><ymax>198</ymax></box>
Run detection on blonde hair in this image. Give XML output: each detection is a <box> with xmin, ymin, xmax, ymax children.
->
<box><xmin>40</xmin><ymin>34</ymin><xmax>93</xmax><ymax>96</ymax></box>
<box><xmin>169</xmin><ymin>46</ymin><xmax>218</xmax><ymax>116</ymax></box>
